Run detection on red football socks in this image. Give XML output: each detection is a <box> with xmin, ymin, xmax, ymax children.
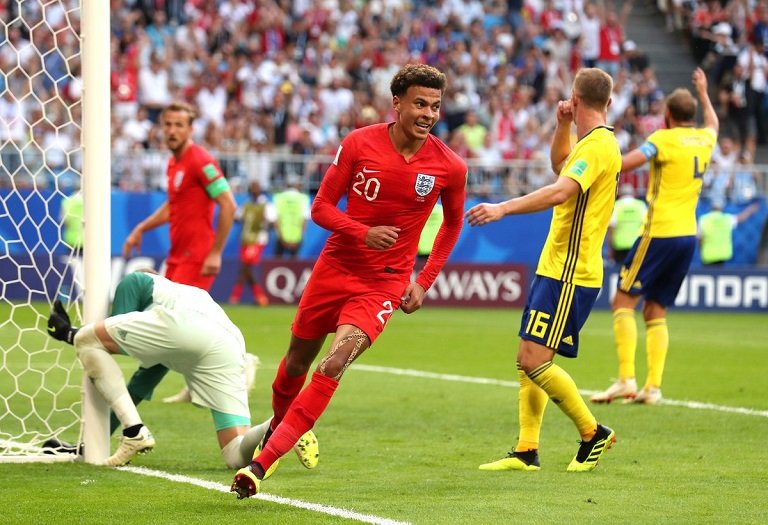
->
<box><xmin>257</xmin><ymin>372</ymin><xmax>338</xmax><ymax>471</ymax></box>
<box><xmin>271</xmin><ymin>357</ymin><xmax>307</xmax><ymax>427</ymax></box>
<box><xmin>229</xmin><ymin>284</ymin><xmax>243</xmax><ymax>303</ymax></box>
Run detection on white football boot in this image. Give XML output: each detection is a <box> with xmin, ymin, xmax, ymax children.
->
<box><xmin>627</xmin><ymin>386</ymin><xmax>662</xmax><ymax>405</ymax></box>
<box><xmin>105</xmin><ymin>426</ymin><xmax>155</xmax><ymax>466</ymax></box>
<box><xmin>590</xmin><ymin>378</ymin><xmax>637</xmax><ymax>403</ymax></box>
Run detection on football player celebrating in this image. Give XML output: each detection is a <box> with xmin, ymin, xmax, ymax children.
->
<box><xmin>231</xmin><ymin>64</ymin><xmax>467</xmax><ymax>498</ymax></box>
<box><xmin>592</xmin><ymin>67</ymin><xmax>719</xmax><ymax>405</ymax></box>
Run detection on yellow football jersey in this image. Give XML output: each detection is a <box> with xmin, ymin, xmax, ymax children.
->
<box><xmin>643</xmin><ymin>127</ymin><xmax>717</xmax><ymax>237</ymax></box>
<box><xmin>537</xmin><ymin>126</ymin><xmax>621</xmax><ymax>287</ymax></box>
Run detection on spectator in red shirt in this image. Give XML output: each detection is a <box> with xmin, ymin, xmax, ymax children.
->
<box><xmin>111</xmin><ymin>53</ymin><xmax>139</xmax><ymax>121</ymax></box>
<box><xmin>597</xmin><ymin>0</ymin><xmax>633</xmax><ymax>78</ymax></box>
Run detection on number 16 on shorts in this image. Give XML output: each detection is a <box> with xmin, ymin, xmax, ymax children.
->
<box><xmin>525</xmin><ymin>309</ymin><xmax>551</xmax><ymax>339</ymax></box>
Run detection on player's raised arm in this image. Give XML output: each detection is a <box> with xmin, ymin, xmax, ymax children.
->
<box><xmin>550</xmin><ymin>100</ymin><xmax>575</xmax><ymax>174</ymax></box>
<box><xmin>692</xmin><ymin>67</ymin><xmax>719</xmax><ymax>135</ymax></box>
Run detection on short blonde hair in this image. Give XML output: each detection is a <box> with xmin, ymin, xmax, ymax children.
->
<box><xmin>665</xmin><ymin>88</ymin><xmax>697</xmax><ymax>122</ymax></box>
<box><xmin>573</xmin><ymin>68</ymin><xmax>613</xmax><ymax>110</ymax></box>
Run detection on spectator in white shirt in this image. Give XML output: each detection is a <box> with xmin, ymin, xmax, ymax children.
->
<box><xmin>579</xmin><ymin>2</ymin><xmax>601</xmax><ymax>67</ymax></box>
<box><xmin>317</xmin><ymin>77</ymin><xmax>354</xmax><ymax>127</ymax></box>
<box><xmin>196</xmin><ymin>73</ymin><xmax>228</xmax><ymax>128</ymax></box>
<box><xmin>138</xmin><ymin>53</ymin><xmax>172</xmax><ymax>123</ymax></box>
<box><xmin>737</xmin><ymin>40</ymin><xmax>768</xmax><ymax>145</ymax></box>
<box><xmin>122</xmin><ymin>107</ymin><xmax>154</xmax><ymax>147</ymax></box>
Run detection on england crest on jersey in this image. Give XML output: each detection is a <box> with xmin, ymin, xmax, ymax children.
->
<box><xmin>415</xmin><ymin>173</ymin><xmax>435</xmax><ymax>197</ymax></box>
<box><xmin>173</xmin><ymin>170</ymin><xmax>185</xmax><ymax>189</ymax></box>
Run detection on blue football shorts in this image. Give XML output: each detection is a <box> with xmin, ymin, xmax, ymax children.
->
<box><xmin>618</xmin><ymin>235</ymin><xmax>696</xmax><ymax>307</ymax></box>
<box><xmin>518</xmin><ymin>275</ymin><xmax>600</xmax><ymax>358</ymax></box>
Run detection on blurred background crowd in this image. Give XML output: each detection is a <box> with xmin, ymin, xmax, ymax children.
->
<box><xmin>0</xmin><ymin>0</ymin><xmax>766</xmax><ymax>206</ymax></box>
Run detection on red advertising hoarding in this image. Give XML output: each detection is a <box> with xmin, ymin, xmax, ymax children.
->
<box><xmin>260</xmin><ymin>260</ymin><xmax>528</xmax><ymax>308</ymax></box>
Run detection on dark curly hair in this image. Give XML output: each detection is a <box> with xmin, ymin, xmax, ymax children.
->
<box><xmin>390</xmin><ymin>64</ymin><xmax>447</xmax><ymax>98</ymax></box>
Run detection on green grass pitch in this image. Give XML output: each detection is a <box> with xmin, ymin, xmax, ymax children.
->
<box><xmin>1</xmin><ymin>304</ymin><xmax>767</xmax><ymax>524</ymax></box>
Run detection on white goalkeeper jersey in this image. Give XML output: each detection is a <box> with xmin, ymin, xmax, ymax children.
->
<box><xmin>104</xmin><ymin>271</ymin><xmax>249</xmax><ymax>419</ymax></box>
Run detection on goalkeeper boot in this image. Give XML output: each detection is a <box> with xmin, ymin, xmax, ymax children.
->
<box><xmin>479</xmin><ymin>450</ymin><xmax>540</xmax><ymax>471</ymax></box>
<box><xmin>231</xmin><ymin>462</ymin><xmax>262</xmax><ymax>499</ymax></box>
<box><xmin>105</xmin><ymin>425</ymin><xmax>155</xmax><ymax>466</ymax></box>
<box><xmin>293</xmin><ymin>430</ymin><xmax>319</xmax><ymax>469</ymax></box>
<box><xmin>590</xmin><ymin>378</ymin><xmax>637</xmax><ymax>404</ymax></box>
<box><xmin>567</xmin><ymin>423</ymin><xmax>615</xmax><ymax>472</ymax></box>
<box><xmin>42</xmin><ymin>438</ymin><xmax>83</xmax><ymax>456</ymax></box>
<box><xmin>628</xmin><ymin>386</ymin><xmax>662</xmax><ymax>405</ymax></box>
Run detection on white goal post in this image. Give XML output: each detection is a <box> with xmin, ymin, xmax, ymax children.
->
<box><xmin>0</xmin><ymin>0</ymin><xmax>110</xmax><ymax>464</ymax></box>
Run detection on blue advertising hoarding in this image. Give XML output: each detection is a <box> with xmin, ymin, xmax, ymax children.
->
<box><xmin>2</xmin><ymin>254</ymin><xmax>765</xmax><ymax>312</ymax></box>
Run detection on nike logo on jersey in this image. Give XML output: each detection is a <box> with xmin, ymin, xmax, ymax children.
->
<box><xmin>362</xmin><ymin>166</ymin><xmax>381</xmax><ymax>173</ymax></box>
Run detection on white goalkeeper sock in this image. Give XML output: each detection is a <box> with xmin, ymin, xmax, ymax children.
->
<box><xmin>74</xmin><ymin>324</ymin><xmax>142</xmax><ymax>428</ymax></box>
<box><xmin>222</xmin><ymin>418</ymin><xmax>273</xmax><ymax>469</ymax></box>
<box><xmin>239</xmin><ymin>417</ymin><xmax>272</xmax><ymax>461</ymax></box>
<box><xmin>222</xmin><ymin>436</ymin><xmax>248</xmax><ymax>469</ymax></box>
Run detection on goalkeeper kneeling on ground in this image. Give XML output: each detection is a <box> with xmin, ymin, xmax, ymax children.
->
<box><xmin>47</xmin><ymin>269</ymin><xmax>318</xmax><ymax>471</ymax></box>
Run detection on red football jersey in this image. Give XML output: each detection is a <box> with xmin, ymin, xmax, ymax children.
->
<box><xmin>312</xmin><ymin>123</ymin><xmax>467</xmax><ymax>289</ymax></box>
<box><xmin>165</xmin><ymin>143</ymin><xmax>227</xmax><ymax>265</ymax></box>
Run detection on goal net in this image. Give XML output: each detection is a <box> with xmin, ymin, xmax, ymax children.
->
<box><xmin>0</xmin><ymin>0</ymin><xmax>111</xmax><ymax>463</ymax></box>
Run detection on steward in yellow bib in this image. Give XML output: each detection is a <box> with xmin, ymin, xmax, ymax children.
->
<box><xmin>273</xmin><ymin>175</ymin><xmax>310</xmax><ymax>259</ymax></box>
<box><xmin>609</xmin><ymin>184</ymin><xmax>646</xmax><ymax>264</ymax></box>
<box><xmin>698</xmin><ymin>199</ymin><xmax>759</xmax><ymax>266</ymax></box>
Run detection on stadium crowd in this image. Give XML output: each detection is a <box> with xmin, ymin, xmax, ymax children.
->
<box><xmin>672</xmin><ymin>0</ymin><xmax>768</xmax><ymax>206</ymax></box>
<box><xmin>0</xmin><ymin>0</ymin><xmax>765</xmax><ymax>205</ymax></box>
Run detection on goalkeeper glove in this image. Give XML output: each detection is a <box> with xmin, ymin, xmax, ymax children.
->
<box><xmin>47</xmin><ymin>300</ymin><xmax>79</xmax><ymax>345</ymax></box>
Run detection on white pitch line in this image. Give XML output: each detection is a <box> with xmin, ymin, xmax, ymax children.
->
<box><xmin>351</xmin><ymin>364</ymin><xmax>768</xmax><ymax>419</ymax></box>
<box><xmin>117</xmin><ymin>363</ymin><xmax>764</xmax><ymax>523</ymax></box>
<box><xmin>122</xmin><ymin>466</ymin><xmax>410</xmax><ymax>525</ymax></box>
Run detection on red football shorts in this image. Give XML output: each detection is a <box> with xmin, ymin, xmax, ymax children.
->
<box><xmin>165</xmin><ymin>261</ymin><xmax>216</xmax><ymax>291</ymax></box>
<box><xmin>291</xmin><ymin>256</ymin><xmax>407</xmax><ymax>344</ymax></box>
<box><xmin>239</xmin><ymin>243</ymin><xmax>265</xmax><ymax>265</ymax></box>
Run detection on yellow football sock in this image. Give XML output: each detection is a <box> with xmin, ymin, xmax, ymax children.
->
<box><xmin>515</xmin><ymin>363</ymin><xmax>549</xmax><ymax>452</ymax></box>
<box><xmin>645</xmin><ymin>318</ymin><xmax>668</xmax><ymax>389</ymax></box>
<box><xmin>613</xmin><ymin>308</ymin><xmax>637</xmax><ymax>380</ymax></box>
<box><xmin>528</xmin><ymin>362</ymin><xmax>596</xmax><ymax>441</ymax></box>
